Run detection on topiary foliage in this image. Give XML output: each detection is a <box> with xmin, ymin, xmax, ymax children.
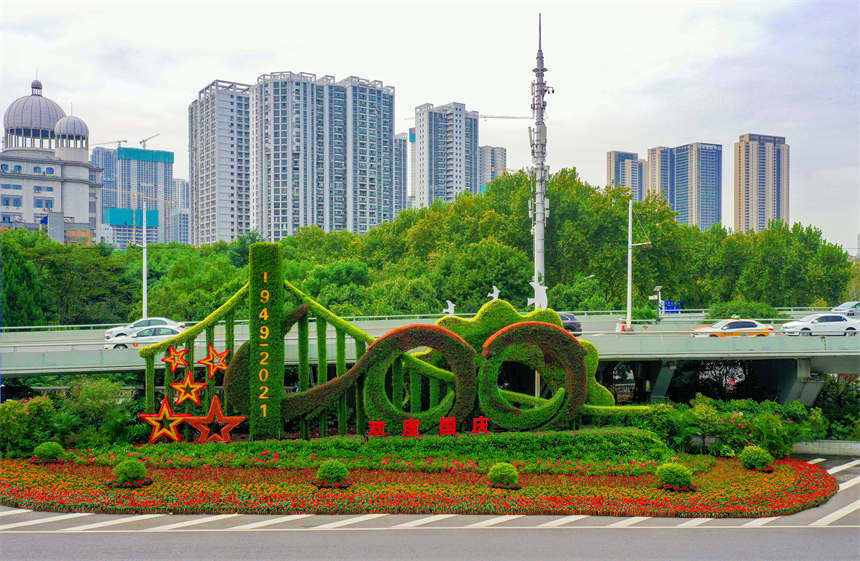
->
<box><xmin>739</xmin><ymin>445</ymin><xmax>775</xmax><ymax>471</ymax></box>
<box><xmin>32</xmin><ymin>441</ymin><xmax>63</xmax><ymax>461</ymax></box>
<box><xmin>113</xmin><ymin>459</ymin><xmax>148</xmax><ymax>483</ymax></box>
<box><xmin>488</xmin><ymin>462</ymin><xmax>520</xmax><ymax>486</ymax></box>
<box><xmin>479</xmin><ymin>322</ymin><xmax>587</xmax><ymax>430</ymax></box>
<box><xmin>656</xmin><ymin>462</ymin><xmax>693</xmax><ymax>487</ymax></box>
<box><xmin>316</xmin><ymin>459</ymin><xmax>349</xmax><ymax>483</ymax></box>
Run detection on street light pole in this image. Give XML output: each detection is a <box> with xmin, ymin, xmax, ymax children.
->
<box><xmin>142</xmin><ymin>192</ymin><xmax>148</xmax><ymax>318</ymax></box>
<box><xmin>625</xmin><ymin>199</ymin><xmax>651</xmax><ymax>330</ymax></box>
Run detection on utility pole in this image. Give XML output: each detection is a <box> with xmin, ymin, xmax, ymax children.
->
<box><xmin>530</xmin><ymin>14</ymin><xmax>552</xmax><ymax>287</ymax></box>
<box><xmin>625</xmin><ymin>199</ymin><xmax>651</xmax><ymax>330</ymax></box>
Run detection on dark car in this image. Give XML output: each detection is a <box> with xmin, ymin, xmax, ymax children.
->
<box><xmin>558</xmin><ymin>313</ymin><xmax>582</xmax><ymax>336</ymax></box>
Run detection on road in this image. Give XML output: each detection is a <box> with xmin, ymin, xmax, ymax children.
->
<box><xmin>1</xmin><ymin>455</ymin><xmax>857</xmax><ymax>561</ymax></box>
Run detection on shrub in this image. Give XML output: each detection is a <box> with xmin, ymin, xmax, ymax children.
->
<box><xmin>33</xmin><ymin>442</ymin><xmax>63</xmax><ymax>461</ymax></box>
<box><xmin>316</xmin><ymin>460</ymin><xmax>349</xmax><ymax>483</ymax></box>
<box><xmin>656</xmin><ymin>463</ymin><xmax>693</xmax><ymax>487</ymax></box>
<box><xmin>739</xmin><ymin>445</ymin><xmax>774</xmax><ymax>471</ymax></box>
<box><xmin>488</xmin><ymin>462</ymin><xmax>519</xmax><ymax>486</ymax></box>
<box><xmin>706</xmin><ymin>300</ymin><xmax>786</xmax><ymax>320</ymax></box>
<box><xmin>112</xmin><ymin>460</ymin><xmax>148</xmax><ymax>483</ymax></box>
<box><xmin>63</xmin><ymin>378</ymin><xmax>125</xmax><ymax>420</ymax></box>
<box><xmin>0</xmin><ymin>397</ymin><xmax>57</xmax><ymax>457</ymax></box>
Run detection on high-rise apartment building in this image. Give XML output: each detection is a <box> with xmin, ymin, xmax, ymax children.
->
<box><xmin>734</xmin><ymin>134</ymin><xmax>789</xmax><ymax>233</ymax></box>
<box><xmin>607</xmin><ymin>151</ymin><xmax>647</xmax><ymax>200</ymax></box>
<box><xmin>170</xmin><ymin>178</ymin><xmax>191</xmax><ymax>244</ymax></box>
<box><xmin>249</xmin><ymin>72</ymin><xmax>395</xmax><ymax>239</ymax></box>
<box><xmin>91</xmin><ymin>146</ymin><xmax>117</xmax><ymax>217</ymax></box>
<box><xmin>606</xmin><ymin>151</ymin><xmax>638</xmax><ymax>188</ymax></box>
<box><xmin>412</xmin><ymin>102</ymin><xmax>479</xmax><ymax>207</ymax></box>
<box><xmin>188</xmin><ymin>80</ymin><xmax>251</xmax><ymax>245</ymax></box>
<box><xmin>394</xmin><ymin>133</ymin><xmax>407</xmax><ymax>217</ymax></box>
<box><xmin>645</xmin><ymin>143</ymin><xmax>722</xmax><ymax>230</ymax></box>
<box><xmin>479</xmin><ymin>146</ymin><xmax>507</xmax><ymax>190</ymax></box>
<box><xmin>647</xmin><ymin>146</ymin><xmax>672</xmax><ymax>201</ymax></box>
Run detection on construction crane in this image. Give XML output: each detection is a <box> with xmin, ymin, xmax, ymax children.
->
<box><xmin>91</xmin><ymin>140</ymin><xmax>127</xmax><ymax>148</ymax></box>
<box><xmin>139</xmin><ymin>133</ymin><xmax>160</xmax><ymax>149</ymax></box>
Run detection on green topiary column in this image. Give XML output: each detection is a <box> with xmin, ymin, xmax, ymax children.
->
<box><xmin>249</xmin><ymin>243</ymin><xmax>285</xmax><ymax>440</ymax></box>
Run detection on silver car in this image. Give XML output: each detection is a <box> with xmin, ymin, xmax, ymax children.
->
<box><xmin>104</xmin><ymin>326</ymin><xmax>183</xmax><ymax>349</ymax></box>
<box><xmin>831</xmin><ymin>301</ymin><xmax>860</xmax><ymax>318</ymax></box>
<box><xmin>105</xmin><ymin>317</ymin><xmax>185</xmax><ymax>340</ymax></box>
<box><xmin>781</xmin><ymin>313</ymin><xmax>860</xmax><ymax>336</ymax></box>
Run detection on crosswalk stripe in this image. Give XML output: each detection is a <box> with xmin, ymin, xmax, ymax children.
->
<box><xmin>143</xmin><ymin>513</ymin><xmax>239</xmax><ymax>532</ymax></box>
<box><xmin>467</xmin><ymin>515</ymin><xmax>523</xmax><ymax>528</ymax></box>
<box><xmin>392</xmin><ymin>514</ymin><xmax>455</xmax><ymax>528</ymax></box>
<box><xmin>312</xmin><ymin>513</ymin><xmax>387</xmax><ymax>529</ymax></box>
<box><xmin>742</xmin><ymin>516</ymin><xmax>780</xmax><ymax>527</ymax></box>
<box><xmin>677</xmin><ymin>517</ymin><xmax>711</xmax><ymax>527</ymax></box>
<box><xmin>61</xmin><ymin>514</ymin><xmax>164</xmax><ymax>532</ymax></box>
<box><xmin>0</xmin><ymin>512</ymin><xmax>91</xmax><ymax>530</ymax></box>
<box><xmin>606</xmin><ymin>516</ymin><xmax>649</xmax><ymax>528</ymax></box>
<box><xmin>827</xmin><ymin>459</ymin><xmax>860</xmax><ymax>475</ymax></box>
<box><xmin>839</xmin><ymin>475</ymin><xmax>860</xmax><ymax>492</ymax></box>
<box><xmin>807</xmin><ymin>458</ymin><xmax>826</xmax><ymax>464</ymax></box>
<box><xmin>229</xmin><ymin>514</ymin><xmax>312</xmax><ymax>530</ymax></box>
<box><xmin>538</xmin><ymin>515</ymin><xmax>589</xmax><ymax>527</ymax></box>
<box><xmin>0</xmin><ymin>509</ymin><xmax>31</xmax><ymax>518</ymax></box>
<box><xmin>809</xmin><ymin>499</ymin><xmax>860</xmax><ymax>527</ymax></box>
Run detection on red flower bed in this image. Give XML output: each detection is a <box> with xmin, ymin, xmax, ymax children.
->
<box><xmin>0</xmin><ymin>458</ymin><xmax>836</xmax><ymax>518</ymax></box>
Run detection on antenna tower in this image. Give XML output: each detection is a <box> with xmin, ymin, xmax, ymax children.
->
<box><xmin>530</xmin><ymin>14</ymin><xmax>553</xmax><ymax>285</ymax></box>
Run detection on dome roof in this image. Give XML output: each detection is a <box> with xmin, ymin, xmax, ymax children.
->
<box><xmin>3</xmin><ymin>81</ymin><xmax>65</xmax><ymax>133</ymax></box>
<box><xmin>54</xmin><ymin>115</ymin><xmax>88</xmax><ymax>137</ymax></box>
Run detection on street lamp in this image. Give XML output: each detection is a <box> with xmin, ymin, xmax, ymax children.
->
<box><xmin>625</xmin><ymin>199</ymin><xmax>651</xmax><ymax>330</ymax></box>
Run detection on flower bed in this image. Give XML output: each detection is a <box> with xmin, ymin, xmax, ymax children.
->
<box><xmin>0</xmin><ymin>458</ymin><xmax>836</xmax><ymax>518</ymax></box>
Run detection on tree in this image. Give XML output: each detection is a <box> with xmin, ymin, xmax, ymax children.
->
<box><xmin>0</xmin><ymin>237</ymin><xmax>44</xmax><ymax>326</ymax></box>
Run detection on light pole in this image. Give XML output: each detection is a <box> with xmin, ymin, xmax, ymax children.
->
<box><xmin>625</xmin><ymin>199</ymin><xmax>651</xmax><ymax>330</ymax></box>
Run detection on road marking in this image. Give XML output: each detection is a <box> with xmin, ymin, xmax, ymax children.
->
<box><xmin>743</xmin><ymin>516</ymin><xmax>780</xmax><ymax>527</ymax></box>
<box><xmin>392</xmin><ymin>514</ymin><xmax>455</xmax><ymax>528</ymax></box>
<box><xmin>538</xmin><ymin>515</ymin><xmax>589</xmax><ymax>527</ymax></box>
<box><xmin>809</xmin><ymin>499</ymin><xmax>860</xmax><ymax>527</ymax></box>
<box><xmin>827</xmin><ymin>459</ymin><xmax>860</xmax><ymax>475</ymax></box>
<box><xmin>677</xmin><ymin>517</ymin><xmax>711</xmax><ymax>527</ymax></box>
<box><xmin>312</xmin><ymin>513</ymin><xmax>387</xmax><ymax>529</ymax></box>
<box><xmin>229</xmin><ymin>514</ymin><xmax>312</xmax><ymax>530</ymax></box>
<box><xmin>0</xmin><ymin>509</ymin><xmax>31</xmax><ymax>518</ymax></box>
<box><xmin>807</xmin><ymin>458</ymin><xmax>826</xmax><ymax>464</ymax></box>
<box><xmin>606</xmin><ymin>516</ymin><xmax>650</xmax><ymax>528</ymax></box>
<box><xmin>0</xmin><ymin>512</ymin><xmax>91</xmax><ymax>530</ymax></box>
<box><xmin>466</xmin><ymin>515</ymin><xmax>523</xmax><ymax>528</ymax></box>
<box><xmin>61</xmin><ymin>514</ymin><xmax>164</xmax><ymax>532</ymax></box>
<box><xmin>839</xmin><ymin>475</ymin><xmax>860</xmax><ymax>492</ymax></box>
<box><xmin>143</xmin><ymin>513</ymin><xmax>239</xmax><ymax>532</ymax></box>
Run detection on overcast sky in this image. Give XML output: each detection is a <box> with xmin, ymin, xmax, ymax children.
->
<box><xmin>1</xmin><ymin>0</ymin><xmax>857</xmax><ymax>250</ymax></box>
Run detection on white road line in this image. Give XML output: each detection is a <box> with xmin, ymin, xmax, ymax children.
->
<box><xmin>538</xmin><ymin>515</ymin><xmax>589</xmax><ymax>527</ymax></box>
<box><xmin>839</xmin><ymin>475</ymin><xmax>860</xmax><ymax>492</ymax></box>
<box><xmin>60</xmin><ymin>514</ymin><xmax>164</xmax><ymax>532</ymax></box>
<box><xmin>809</xmin><ymin>499</ymin><xmax>860</xmax><ymax>527</ymax></box>
<box><xmin>743</xmin><ymin>516</ymin><xmax>780</xmax><ymax>527</ymax></box>
<box><xmin>828</xmin><ymin>459</ymin><xmax>860</xmax><ymax>475</ymax></box>
<box><xmin>677</xmin><ymin>517</ymin><xmax>711</xmax><ymax>527</ymax></box>
<box><xmin>807</xmin><ymin>458</ymin><xmax>826</xmax><ymax>464</ymax></box>
<box><xmin>143</xmin><ymin>513</ymin><xmax>239</xmax><ymax>532</ymax></box>
<box><xmin>0</xmin><ymin>512</ymin><xmax>91</xmax><ymax>530</ymax></box>
<box><xmin>606</xmin><ymin>516</ymin><xmax>650</xmax><ymax>528</ymax></box>
<box><xmin>229</xmin><ymin>514</ymin><xmax>312</xmax><ymax>531</ymax></box>
<box><xmin>0</xmin><ymin>509</ymin><xmax>31</xmax><ymax>518</ymax></box>
<box><xmin>312</xmin><ymin>513</ymin><xmax>387</xmax><ymax>529</ymax></box>
<box><xmin>392</xmin><ymin>514</ymin><xmax>455</xmax><ymax>528</ymax></box>
<box><xmin>467</xmin><ymin>515</ymin><xmax>523</xmax><ymax>528</ymax></box>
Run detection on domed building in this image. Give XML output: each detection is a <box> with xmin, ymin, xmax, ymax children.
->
<box><xmin>1</xmin><ymin>80</ymin><xmax>102</xmax><ymax>244</ymax></box>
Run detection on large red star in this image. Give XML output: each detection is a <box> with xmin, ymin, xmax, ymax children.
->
<box><xmin>169</xmin><ymin>371</ymin><xmax>208</xmax><ymax>406</ymax></box>
<box><xmin>196</xmin><ymin>344</ymin><xmax>231</xmax><ymax>379</ymax></box>
<box><xmin>139</xmin><ymin>397</ymin><xmax>190</xmax><ymax>444</ymax></box>
<box><xmin>185</xmin><ymin>395</ymin><xmax>246</xmax><ymax>443</ymax></box>
<box><xmin>160</xmin><ymin>346</ymin><xmax>189</xmax><ymax>374</ymax></box>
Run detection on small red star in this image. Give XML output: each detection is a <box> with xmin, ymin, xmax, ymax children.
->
<box><xmin>160</xmin><ymin>346</ymin><xmax>189</xmax><ymax>374</ymax></box>
<box><xmin>139</xmin><ymin>397</ymin><xmax>190</xmax><ymax>444</ymax></box>
<box><xmin>196</xmin><ymin>344</ymin><xmax>231</xmax><ymax>379</ymax></box>
<box><xmin>185</xmin><ymin>395</ymin><xmax>246</xmax><ymax>443</ymax></box>
<box><xmin>169</xmin><ymin>371</ymin><xmax>208</xmax><ymax>406</ymax></box>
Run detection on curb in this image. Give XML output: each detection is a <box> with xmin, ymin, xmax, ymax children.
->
<box><xmin>793</xmin><ymin>440</ymin><xmax>860</xmax><ymax>456</ymax></box>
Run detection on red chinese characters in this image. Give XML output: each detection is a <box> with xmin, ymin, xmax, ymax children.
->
<box><xmin>439</xmin><ymin>417</ymin><xmax>456</xmax><ymax>436</ymax></box>
<box><xmin>402</xmin><ymin>418</ymin><xmax>420</xmax><ymax>437</ymax></box>
<box><xmin>368</xmin><ymin>419</ymin><xmax>387</xmax><ymax>437</ymax></box>
<box><xmin>471</xmin><ymin>416</ymin><xmax>490</xmax><ymax>434</ymax></box>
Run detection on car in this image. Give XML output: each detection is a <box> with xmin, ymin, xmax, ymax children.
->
<box><xmin>692</xmin><ymin>319</ymin><xmax>774</xmax><ymax>337</ymax></box>
<box><xmin>558</xmin><ymin>313</ymin><xmax>582</xmax><ymax>336</ymax></box>
<box><xmin>105</xmin><ymin>317</ymin><xmax>185</xmax><ymax>340</ymax></box>
<box><xmin>830</xmin><ymin>301</ymin><xmax>860</xmax><ymax>318</ymax></box>
<box><xmin>781</xmin><ymin>313</ymin><xmax>860</xmax><ymax>336</ymax></box>
<box><xmin>104</xmin><ymin>326</ymin><xmax>184</xmax><ymax>349</ymax></box>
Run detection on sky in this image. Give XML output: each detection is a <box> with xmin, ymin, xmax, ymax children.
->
<box><xmin>1</xmin><ymin>0</ymin><xmax>858</xmax><ymax>251</ymax></box>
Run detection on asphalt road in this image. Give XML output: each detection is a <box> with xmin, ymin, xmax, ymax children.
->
<box><xmin>1</xmin><ymin>455</ymin><xmax>858</xmax><ymax>561</ymax></box>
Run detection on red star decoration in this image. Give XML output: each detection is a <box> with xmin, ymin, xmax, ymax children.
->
<box><xmin>139</xmin><ymin>397</ymin><xmax>190</xmax><ymax>444</ymax></box>
<box><xmin>169</xmin><ymin>371</ymin><xmax>208</xmax><ymax>406</ymax></box>
<box><xmin>196</xmin><ymin>344</ymin><xmax>231</xmax><ymax>379</ymax></box>
<box><xmin>160</xmin><ymin>346</ymin><xmax>189</xmax><ymax>374</ymax></box>
<box><xmin>185</xmin><ymin>395</ymin><xmax>246</xmax><ymax>443</ymax></box>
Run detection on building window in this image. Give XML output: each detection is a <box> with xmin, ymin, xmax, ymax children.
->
<box><xmin>12</xmin><ymin>165</ymin><xmax>21</xmax><ymax>173</ymax></box>
<box><xmin>34</xmin><ymin>166</ymin><xmax>41</xmax><ymax>174</ymax></box>
<box><xmin>34</xmin><ymin>185</ymin><xmax>42</xmax><ymax>192</ymax></box>
<box><xmin>0</xmin><ymin>164</ymin><xmax>7</xmax><ymax>171</ymax></box>
<box><xmin>46</xmin><ymin>167</ymin><xmax>54</xmax><ymax>175</ymax></box>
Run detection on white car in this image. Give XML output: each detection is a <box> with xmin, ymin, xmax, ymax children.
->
<box><xmin>104</xmin><ymin>326</ymin><xmax>184</xmax><ymax>349</ymax></box>
<box><xmin>105</xmin><ymin>318</ymin><xmax>185</xmax><ymax>340</ymax></box>
<box><xmin>831</xmin><ymin>301</ymin><xmax>860</xmax><ymax>318</ymax></box>
<box><xmin>781</xmin><ymin>313</ymin><xmax>860</xmax><ymax>336</ymax></box>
